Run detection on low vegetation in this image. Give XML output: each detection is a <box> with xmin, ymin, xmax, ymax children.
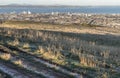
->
<box><xmin>0</xmin><ymin>53</ymin><xmax>11</xmax><ymax>61</ymax></box>
<box><xmin>0</xmin><ymin>21</ymin><xmax>120</xmax><ymax>78</ymax></box>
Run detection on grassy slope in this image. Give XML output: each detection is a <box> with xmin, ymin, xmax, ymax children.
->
<box><xmin>0</xmin><ymin>21</ymin><xmax>120</xmax><ymax>78</ymax></box>
<box><xmin>2</xmin><ymin>21</ymin><xmax>120</xmax><ymax>35</ymax></box>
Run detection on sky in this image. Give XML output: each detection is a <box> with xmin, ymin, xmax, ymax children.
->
<box><xmin>0</xmin><ymin>0</ymin><xmax>120</xmax><ymax>6</ymax></box>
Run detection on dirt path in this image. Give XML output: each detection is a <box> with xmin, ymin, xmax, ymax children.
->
<box><xmin>0</xmin><ymin>44</ymin><xmax>83</xmax><ymax>78</ymax></box>
<box><xmin>0</xmin><ymin>52</ymin><xmax>68</xmax><ymax>78</ymax></box>
<box><xmin>0</xmin><ymin>63</ymin><xmax>29</xmax><ymax>78</ymax></box>
<box><xmin>7</xmin><ymin>45</ymin><xmax>83</xmax><ymax>78</ymax></box>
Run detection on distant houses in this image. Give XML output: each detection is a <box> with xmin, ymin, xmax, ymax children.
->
<box><xmin>0</xmin><ymin>12</ymin><xmax>120</xmax><ymax>28</ymax></box>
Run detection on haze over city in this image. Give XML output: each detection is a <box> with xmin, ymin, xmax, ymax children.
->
<box><xmin>0</xmin><ymin>0</ymin><xmax>120</xmax><ymax>6</ymax></box>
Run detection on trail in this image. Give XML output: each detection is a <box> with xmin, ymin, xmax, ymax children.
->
<box><xmin>0</xmin><ymin>44</ymin><xmax>84</xmax><ymax>78</ymax></box>
<box><xmin>0</xmin><ymin>63</ymin><xmax>29</xmax><ymax>78</ymax></box>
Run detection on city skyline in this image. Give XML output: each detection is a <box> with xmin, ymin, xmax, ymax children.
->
<box><xmin>0</xmin><ymin>0</ymin><xmax>120</xmax><ymax>6</ymax></box>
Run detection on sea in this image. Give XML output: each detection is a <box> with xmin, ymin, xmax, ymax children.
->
<box><xmin>0</xmin><ymin>6</ymin><xmax>120</xmax><ymax>14</ymax></box>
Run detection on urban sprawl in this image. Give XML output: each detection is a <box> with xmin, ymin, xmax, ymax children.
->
<box><xmin>0</xmin><ymin>11</ymin><xmax>120</xmax><ymax>28</ymax></box>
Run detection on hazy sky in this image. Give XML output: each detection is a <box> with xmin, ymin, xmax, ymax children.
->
<box><xmin>0</xmin><ymin>0</ymin><xmax>120</xmax><ymax>6</ymax></box>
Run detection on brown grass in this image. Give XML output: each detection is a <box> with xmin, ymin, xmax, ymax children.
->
<box><xmin>0</xmin><ymin>21</ymin><xmax>120</xmax><ymax>77</ymax></box>
<box><xmin>0</xmin><ymin>53</ymin><xmax>11</xmax><ymax>61</ymax></box>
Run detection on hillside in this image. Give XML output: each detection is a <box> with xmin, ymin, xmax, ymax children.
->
<box><xmin>0</xmin><ymin>21</ymin><xmax>120</xmax><ymax>78</ymax></box>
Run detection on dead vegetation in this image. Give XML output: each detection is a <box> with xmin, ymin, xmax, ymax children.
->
<box><xmin>0</xmin><ymin>22</ymin><xmax>120</xmax><ymax>78</ymax></box>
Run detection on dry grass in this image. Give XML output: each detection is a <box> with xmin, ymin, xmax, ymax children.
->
<box><xmin>8</xmin><ymin>39</ymin><xmax>20</xmax><ymax>46</ymax></box>
<box><xmin>0</xmin><ymin>22</ymin><xmax>120</xmax><ymax>77</ymax></box>
<box><xmin>1</xmin><ymin>21</ymin><xmax>120</xmax><ymax>36</ymax></box>
<box><xmin>13</xmin><ymin>59</ymin><xmax>23</xmax><ymax>66</ymax></box>
<box><xmin>80</xmin><ymin>56</ymin><xmax>96</xmax><ymax>67</ymax></box>
<box><xmin>0</xmin><ymin>53</ymin><xmax>11</xmax><ymax>61</ymax></box>
<box><xmin>23</xmin><ymin>43</ymin><xmax>30</xmax><ymax>49</ymax></box>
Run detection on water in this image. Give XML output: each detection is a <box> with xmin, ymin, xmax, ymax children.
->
<box><xmin>0</xmin><ymin>6</ymin><xmax>120</xmax><ymax>14</ymax></box>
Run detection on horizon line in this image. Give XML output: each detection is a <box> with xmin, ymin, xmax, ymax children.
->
<box><xmin>0</xmin><ymin>4</ymin><xmax>120</xmax><ymax>7</ymax></box>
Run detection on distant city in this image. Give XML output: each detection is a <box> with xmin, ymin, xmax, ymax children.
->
<box><xmin>0</xmin><ymin>12</ymin><xmax>120</xmax><ymax>28</ymax></box>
